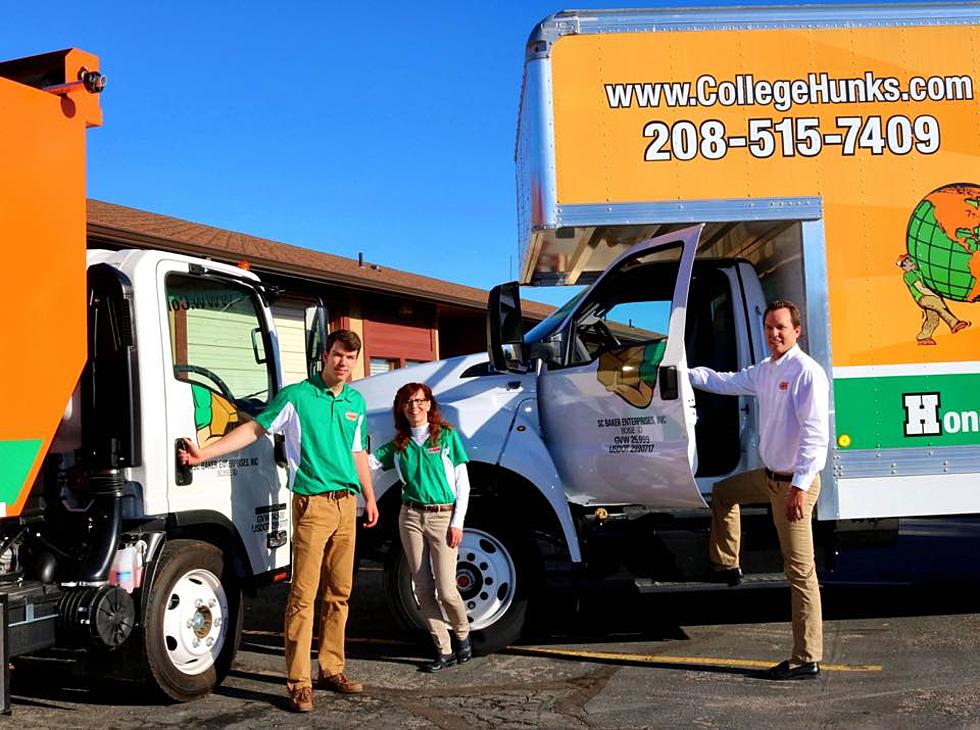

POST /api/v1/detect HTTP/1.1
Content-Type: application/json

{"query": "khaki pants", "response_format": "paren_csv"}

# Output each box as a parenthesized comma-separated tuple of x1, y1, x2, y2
(285, 492, 356, 692)
(917, 294, 960, 340)
(708, 469, 823, 664)
(398, 505, 469, 654)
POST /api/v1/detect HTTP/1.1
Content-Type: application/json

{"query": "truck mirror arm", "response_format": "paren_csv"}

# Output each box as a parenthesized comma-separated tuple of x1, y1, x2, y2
(528, 339, 561, 367)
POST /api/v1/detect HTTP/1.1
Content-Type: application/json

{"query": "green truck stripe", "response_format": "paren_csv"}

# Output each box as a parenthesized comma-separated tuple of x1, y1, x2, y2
(835, 373, 980, 450)
(0, 439, 43, 506)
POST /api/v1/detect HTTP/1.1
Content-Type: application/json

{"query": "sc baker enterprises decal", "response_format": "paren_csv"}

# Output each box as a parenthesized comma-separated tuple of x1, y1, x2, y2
(198, 455, 260, 478)
(602, 70, 975, 162)
(597, 415, 666, 454)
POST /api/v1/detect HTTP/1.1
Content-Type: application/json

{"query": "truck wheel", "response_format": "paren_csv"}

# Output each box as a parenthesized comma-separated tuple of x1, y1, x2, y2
(383, 523, 533, 655)
(142, 539, 242, 702)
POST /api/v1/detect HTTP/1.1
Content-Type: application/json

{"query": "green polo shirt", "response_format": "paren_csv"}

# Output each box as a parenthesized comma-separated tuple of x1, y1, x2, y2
(256, 377, 367, 496)
(903, 269, 925, 303)
(373, 428, 468, 505)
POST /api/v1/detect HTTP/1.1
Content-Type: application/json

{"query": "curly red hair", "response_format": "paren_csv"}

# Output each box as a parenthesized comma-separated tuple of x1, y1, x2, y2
(392, 382, 453, 452)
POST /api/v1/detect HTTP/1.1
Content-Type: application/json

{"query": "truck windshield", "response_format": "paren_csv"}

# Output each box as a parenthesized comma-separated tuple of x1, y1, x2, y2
(524, 289, 586, 344)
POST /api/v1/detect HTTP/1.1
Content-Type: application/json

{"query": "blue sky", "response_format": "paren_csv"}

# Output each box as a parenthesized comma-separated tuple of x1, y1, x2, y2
(4, 0, 921, 308)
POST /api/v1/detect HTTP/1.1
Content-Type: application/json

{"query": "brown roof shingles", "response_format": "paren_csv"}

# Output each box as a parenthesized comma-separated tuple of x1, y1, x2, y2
(87, 199, 554, 319)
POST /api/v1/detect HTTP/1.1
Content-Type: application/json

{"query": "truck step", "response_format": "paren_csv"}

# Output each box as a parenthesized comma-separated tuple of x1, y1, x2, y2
(634, 572, 787, 594)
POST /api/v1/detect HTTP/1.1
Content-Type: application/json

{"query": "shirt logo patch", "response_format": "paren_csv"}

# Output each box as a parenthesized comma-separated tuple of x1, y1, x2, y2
(427, 446, 442, 454)
(778, 381, 789, 391)
(344, 411, 359, 421)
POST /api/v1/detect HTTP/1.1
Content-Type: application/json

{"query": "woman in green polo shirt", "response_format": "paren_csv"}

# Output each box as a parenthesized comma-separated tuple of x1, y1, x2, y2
(371, 382, 472, 672)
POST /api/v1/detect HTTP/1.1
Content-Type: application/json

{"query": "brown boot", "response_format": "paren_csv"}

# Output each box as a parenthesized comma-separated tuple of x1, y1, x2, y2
(289, 686, 314, 712)
(318, 672, 364, 694)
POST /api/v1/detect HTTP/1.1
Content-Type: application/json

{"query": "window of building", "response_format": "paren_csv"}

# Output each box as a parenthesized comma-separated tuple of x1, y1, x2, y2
(370, 357, 399, 376)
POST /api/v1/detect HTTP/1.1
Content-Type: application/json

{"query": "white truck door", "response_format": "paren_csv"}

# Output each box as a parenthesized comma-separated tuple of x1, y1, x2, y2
(160, 264, 291, 575)
(538, 225, 705, 508)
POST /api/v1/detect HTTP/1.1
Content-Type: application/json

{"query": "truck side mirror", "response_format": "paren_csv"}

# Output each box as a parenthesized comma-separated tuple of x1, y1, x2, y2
(658, 365, 679, 400)
(305, 301, 327, 380)
(487, 282, 527, 373)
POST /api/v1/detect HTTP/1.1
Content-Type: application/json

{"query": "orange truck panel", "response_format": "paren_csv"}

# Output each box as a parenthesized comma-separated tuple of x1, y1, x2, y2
(0, 50, 102, 516)
(549, 25, 980, 369)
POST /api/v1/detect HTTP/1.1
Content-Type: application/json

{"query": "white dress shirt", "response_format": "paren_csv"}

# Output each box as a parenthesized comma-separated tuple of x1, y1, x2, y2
(689, 344, 830, 491)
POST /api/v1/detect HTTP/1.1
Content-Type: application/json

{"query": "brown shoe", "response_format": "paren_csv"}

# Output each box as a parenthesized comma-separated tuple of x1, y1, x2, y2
(318, 672, 364, 694)
(289, 686, 314, 712)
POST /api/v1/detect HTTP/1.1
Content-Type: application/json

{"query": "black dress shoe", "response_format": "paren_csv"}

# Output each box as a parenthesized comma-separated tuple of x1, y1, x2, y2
(765, 660, 820, 680)
(423, 653, 457, 672)
(454, 636, 472, 663)
(708, 567, 743, 586)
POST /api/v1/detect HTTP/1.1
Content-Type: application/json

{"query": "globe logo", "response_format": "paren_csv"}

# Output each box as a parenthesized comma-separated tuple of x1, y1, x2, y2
(906, 183, 980, 302)
(898, 184, 977, 345)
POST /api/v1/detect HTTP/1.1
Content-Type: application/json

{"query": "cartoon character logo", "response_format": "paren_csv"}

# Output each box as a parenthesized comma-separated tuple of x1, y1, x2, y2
(191, 384, 244, 447)
(900, 182, 980, 345)
(597, 340, 666, 408)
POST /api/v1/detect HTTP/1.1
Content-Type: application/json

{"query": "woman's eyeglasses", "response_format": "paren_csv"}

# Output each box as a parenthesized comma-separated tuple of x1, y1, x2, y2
(404, 398, 430, 407)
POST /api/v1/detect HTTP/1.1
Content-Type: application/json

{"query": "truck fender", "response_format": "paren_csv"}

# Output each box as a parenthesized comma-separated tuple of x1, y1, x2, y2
(497, 398, 581, 563)
(158, 510, 253, 582)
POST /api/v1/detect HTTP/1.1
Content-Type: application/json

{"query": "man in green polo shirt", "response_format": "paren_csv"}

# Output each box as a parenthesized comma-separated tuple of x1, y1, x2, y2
(179, 329, 378, 713)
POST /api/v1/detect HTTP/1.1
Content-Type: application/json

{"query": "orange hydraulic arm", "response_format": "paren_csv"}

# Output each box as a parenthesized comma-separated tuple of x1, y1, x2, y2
(0, 50, 103, 518)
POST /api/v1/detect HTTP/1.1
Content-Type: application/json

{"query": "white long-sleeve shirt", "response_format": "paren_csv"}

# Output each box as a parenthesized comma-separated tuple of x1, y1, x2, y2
(689, 344, 830, 491)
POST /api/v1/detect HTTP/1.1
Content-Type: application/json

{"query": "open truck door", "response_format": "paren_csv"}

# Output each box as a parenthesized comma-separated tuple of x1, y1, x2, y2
(529, 225, 705, 508)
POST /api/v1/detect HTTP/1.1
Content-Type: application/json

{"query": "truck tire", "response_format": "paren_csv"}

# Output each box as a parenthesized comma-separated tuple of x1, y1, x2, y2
(142, 539, 242, 702)
(383, 521, 534, 655)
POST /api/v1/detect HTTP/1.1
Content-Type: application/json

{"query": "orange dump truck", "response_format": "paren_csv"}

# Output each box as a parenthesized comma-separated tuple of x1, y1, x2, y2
(1, 51, 310, 710)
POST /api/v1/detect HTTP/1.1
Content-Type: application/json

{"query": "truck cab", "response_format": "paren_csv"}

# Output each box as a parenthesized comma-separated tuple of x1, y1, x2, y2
(2, 246, 302, 705)
(84, 248, 291, 577)
(359, 213, 830, 654)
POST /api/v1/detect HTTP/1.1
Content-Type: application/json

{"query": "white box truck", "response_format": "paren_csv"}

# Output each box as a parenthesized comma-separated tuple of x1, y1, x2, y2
(358, 3, 980, 652)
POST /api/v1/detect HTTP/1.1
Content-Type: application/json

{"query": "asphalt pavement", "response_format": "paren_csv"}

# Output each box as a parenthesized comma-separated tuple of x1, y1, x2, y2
(7, 518, 980, 727)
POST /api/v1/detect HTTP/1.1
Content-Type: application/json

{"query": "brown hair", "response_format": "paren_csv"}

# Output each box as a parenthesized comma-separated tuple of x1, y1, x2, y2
(764, 299, 801, 329)
(392, 382, 452, 453)
(325, 329, 362, 354)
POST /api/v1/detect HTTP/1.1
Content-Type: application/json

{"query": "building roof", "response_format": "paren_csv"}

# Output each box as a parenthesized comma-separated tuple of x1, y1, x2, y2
(87, 199, 555, 319)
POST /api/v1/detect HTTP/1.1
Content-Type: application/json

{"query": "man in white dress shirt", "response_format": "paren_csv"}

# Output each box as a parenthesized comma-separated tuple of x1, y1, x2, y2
(689, 300, 830, 680)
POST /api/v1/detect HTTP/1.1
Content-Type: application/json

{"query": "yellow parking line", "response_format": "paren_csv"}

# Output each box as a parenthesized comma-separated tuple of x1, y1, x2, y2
(240, 631, 880, 673)
(242, 629, 413, 647)
(510, 646, 882, 672)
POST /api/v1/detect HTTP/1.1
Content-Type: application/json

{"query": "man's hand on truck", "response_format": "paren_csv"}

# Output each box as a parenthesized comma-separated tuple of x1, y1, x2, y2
(178, 421, 267, 467)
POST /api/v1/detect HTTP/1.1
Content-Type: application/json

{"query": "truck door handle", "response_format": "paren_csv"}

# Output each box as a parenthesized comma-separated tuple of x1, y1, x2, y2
(274, 433, 287, 468)
(175, 439, 193, 486)
(658, 366, 679, 400)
